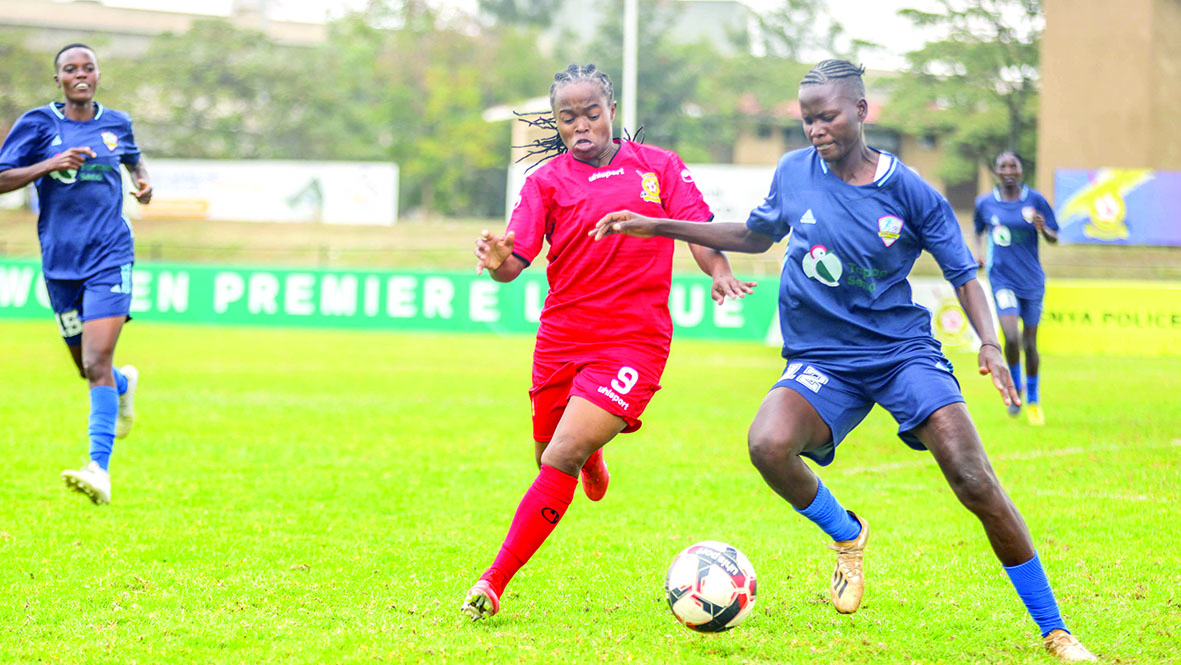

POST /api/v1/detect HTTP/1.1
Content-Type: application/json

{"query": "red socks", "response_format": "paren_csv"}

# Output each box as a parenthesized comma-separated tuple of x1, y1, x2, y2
(481, 465, 577, 596)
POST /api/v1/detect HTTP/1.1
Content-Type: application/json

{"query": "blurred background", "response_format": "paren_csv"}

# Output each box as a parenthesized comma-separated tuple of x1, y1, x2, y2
(0, 0, 1178, 297)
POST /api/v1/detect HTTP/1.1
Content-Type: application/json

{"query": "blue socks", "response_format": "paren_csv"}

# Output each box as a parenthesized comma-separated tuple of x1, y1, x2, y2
(113, 366, 128, 395)
(1004, 554, 1067, 636)
(1008, 362, 1024, 396)
(1027, 375, 1039, 404)
(88, 385, 119, 471)
(796, 481, 861, 542)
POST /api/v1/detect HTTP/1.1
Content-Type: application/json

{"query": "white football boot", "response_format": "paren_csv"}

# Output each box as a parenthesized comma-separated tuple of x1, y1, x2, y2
(61, 461, 111, 505)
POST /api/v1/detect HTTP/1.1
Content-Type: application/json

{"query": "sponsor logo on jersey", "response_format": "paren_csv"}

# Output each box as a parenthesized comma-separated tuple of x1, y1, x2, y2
(801, 244, 842, 287)
(637, 171, 661, 203)
(680, 168, 694, 183)
(799, 209, 817, 224)
(101, 131, 118, 152)
(48, 154, 78, 184)
(589, 167, 625, 183)
(877, 215, 903, 246)
(992, 225, 1012, 247)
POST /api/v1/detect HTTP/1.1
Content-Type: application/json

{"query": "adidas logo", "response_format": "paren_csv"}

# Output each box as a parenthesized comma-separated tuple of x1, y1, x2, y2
(109, 284, 122, 293)
(51, 135, 62, 146)
(800, 209, 817, 225)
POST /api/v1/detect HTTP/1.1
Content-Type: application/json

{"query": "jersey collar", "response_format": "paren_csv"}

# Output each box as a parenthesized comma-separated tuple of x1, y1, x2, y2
(814, 147, 898, 187)
(49, 101, 104, 121)
(992, 185, 1029, 202)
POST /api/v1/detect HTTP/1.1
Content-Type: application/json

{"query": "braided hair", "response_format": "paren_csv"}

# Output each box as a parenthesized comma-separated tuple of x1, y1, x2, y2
(515, 64, 636, 172)
(800, 59, 866, 98)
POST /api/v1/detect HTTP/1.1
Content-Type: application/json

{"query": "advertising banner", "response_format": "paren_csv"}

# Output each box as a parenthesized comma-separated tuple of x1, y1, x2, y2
(1055, 168, 1181, 245)
(3, 258, 1175, 355)
(131, 159, 399, 225)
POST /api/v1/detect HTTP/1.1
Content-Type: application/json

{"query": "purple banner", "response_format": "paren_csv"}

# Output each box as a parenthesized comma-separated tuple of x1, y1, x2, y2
(1055, 169, 1180, 246)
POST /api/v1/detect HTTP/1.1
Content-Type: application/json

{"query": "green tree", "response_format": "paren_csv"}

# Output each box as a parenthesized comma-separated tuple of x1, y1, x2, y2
(881, 0, 1042, 183)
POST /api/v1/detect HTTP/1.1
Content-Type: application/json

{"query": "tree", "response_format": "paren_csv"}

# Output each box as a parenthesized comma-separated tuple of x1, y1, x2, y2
(881, 0, 1042, 183)
(477, 0, 561, 27)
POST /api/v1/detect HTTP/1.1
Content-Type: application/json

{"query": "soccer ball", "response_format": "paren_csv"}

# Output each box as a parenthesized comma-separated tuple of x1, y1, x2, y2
(664, 541, 757, 632)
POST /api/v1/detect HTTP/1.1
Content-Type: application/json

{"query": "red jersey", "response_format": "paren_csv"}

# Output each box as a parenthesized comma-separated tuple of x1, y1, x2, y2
(508, 140, 712, 360)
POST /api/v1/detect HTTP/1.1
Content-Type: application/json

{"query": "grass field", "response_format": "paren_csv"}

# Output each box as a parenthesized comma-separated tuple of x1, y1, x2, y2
(1, 320, 1178, 664)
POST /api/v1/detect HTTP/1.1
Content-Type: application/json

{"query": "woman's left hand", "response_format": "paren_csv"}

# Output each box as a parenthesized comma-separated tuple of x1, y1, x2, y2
(710, 273, 757, 305)
(132, 179, 152, 204)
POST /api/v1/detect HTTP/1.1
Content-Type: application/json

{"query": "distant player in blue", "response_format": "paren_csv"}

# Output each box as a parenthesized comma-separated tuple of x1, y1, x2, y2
(0, 44, 152, 505)
(974, 152, 1058, 426)
(594, 60, 1094, 662)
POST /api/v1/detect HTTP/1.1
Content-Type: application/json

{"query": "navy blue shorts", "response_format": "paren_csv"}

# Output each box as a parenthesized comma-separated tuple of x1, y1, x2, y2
(989, 278, 1044, 327)
(44, 263, 133, 346)
(772, 349, 965, 466)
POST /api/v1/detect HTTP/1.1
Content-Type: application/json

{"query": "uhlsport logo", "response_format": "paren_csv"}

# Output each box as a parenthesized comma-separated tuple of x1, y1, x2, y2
(877, 215, 903, 247)
(801, 245, 842, 287)
(638, 171, 661, 203)
(101, 131, 118, 152)
(680, 168, 694, 183)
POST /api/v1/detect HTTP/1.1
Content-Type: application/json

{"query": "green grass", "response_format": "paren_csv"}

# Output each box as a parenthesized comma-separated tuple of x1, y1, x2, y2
(1, 320, 1178, 664)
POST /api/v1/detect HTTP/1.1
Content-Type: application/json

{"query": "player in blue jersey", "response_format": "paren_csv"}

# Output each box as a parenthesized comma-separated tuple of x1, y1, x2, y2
(593, 60, 1094, 662)
(0, 44, 152, 505)
(974, 152, 1058, 426)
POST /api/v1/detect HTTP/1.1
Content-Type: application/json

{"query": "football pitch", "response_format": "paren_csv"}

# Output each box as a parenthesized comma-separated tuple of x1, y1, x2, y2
(1, 320, 1177, 664)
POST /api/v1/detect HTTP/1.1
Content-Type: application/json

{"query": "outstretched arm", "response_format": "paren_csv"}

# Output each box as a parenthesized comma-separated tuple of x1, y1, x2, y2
(592, 210, 775, 254)
(956, 278, 1020, 408)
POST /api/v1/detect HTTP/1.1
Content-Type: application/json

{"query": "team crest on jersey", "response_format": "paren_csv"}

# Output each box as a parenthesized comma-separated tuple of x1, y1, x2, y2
(801, 245, 842, 287)
(877, 215, 903, 247)
(637, 171, 661, 203)
(101, 131, 118, 151)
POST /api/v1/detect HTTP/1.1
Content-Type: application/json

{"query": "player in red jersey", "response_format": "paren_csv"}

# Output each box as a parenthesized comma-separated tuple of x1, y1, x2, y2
(461, 64, 755, 621)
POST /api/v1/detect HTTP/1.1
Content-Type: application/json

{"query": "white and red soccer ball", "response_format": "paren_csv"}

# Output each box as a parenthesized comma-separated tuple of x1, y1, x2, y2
(664, 541, 757, 632)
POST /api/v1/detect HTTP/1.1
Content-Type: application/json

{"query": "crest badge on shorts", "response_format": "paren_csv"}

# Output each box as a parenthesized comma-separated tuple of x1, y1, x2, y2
(101, 131, 118, 151)
(877, 215, 903, 247)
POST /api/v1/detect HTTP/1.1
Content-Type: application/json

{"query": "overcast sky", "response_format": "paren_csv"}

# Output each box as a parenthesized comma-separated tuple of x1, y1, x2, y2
(96, 0, 941, 70)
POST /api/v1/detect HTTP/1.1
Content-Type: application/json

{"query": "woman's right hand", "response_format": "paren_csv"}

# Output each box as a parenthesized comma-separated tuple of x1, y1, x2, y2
(475, 229, 515, 275)
(46, 146, 96, 172)
(591, 210, 659, 240)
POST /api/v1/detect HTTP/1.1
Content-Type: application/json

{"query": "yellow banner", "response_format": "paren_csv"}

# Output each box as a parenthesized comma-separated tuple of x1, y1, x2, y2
(1041, 280, 1181, 355)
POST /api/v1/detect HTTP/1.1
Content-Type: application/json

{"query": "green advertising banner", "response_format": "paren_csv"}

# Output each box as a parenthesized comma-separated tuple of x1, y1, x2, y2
(4, 258, 1177, 354)
(0, 258, 778, 341)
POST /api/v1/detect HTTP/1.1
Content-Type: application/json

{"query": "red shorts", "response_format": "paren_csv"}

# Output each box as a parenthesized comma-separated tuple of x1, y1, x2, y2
(529, 355, 665, 443)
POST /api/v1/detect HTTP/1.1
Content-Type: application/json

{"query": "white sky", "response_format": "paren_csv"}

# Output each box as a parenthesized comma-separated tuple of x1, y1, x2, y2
(95, 0, 941, 70)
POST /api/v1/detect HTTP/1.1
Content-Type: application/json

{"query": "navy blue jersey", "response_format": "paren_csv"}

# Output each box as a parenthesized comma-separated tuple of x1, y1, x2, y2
(973, 186, 1057, 297)
(0, 102, 140, 280)
(746, 148, 977, 361)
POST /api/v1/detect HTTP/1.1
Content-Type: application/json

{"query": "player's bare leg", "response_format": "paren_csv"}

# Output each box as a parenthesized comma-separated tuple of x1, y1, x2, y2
(1023, 324, 1044, 425)
(999, 314, 1024, 416)
(915, 403, 1093, 659)
(463, 398, 625, 620)
(747, 387, 867, 614)
(62, 317, 123, 504)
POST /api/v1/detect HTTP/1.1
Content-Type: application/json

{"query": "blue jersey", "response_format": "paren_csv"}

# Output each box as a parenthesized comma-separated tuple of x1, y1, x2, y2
(0, 102, 140, 280)
(746, 148, 977, 361)
(973, 186, 1057, 297)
